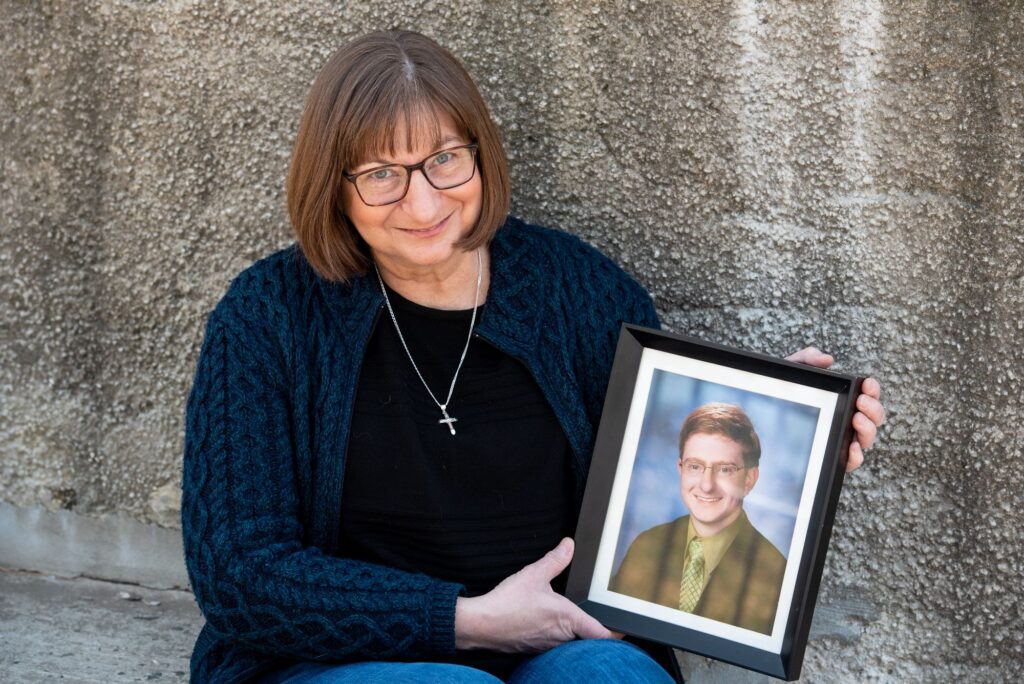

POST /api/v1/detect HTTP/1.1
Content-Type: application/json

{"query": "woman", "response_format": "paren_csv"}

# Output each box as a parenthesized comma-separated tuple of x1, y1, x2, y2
(181, 30, 884, 684)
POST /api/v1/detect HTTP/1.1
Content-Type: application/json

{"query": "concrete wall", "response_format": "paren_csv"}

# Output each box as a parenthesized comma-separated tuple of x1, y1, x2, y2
(2, 1, 1021, 681)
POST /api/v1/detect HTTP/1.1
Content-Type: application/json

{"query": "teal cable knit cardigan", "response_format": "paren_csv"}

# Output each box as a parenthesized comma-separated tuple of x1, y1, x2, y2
(181, 217, 660, 682)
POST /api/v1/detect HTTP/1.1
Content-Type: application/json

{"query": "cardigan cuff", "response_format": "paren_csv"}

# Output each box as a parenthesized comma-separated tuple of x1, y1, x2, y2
(427, 581, 466, 655)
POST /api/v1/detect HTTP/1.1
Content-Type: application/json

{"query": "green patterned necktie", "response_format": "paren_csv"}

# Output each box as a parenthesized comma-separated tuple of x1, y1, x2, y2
(678, 536, 706, 613)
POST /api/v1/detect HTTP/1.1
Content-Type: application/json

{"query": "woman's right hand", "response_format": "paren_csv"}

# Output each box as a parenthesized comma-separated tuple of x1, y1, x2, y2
(454, 537, 617, 653)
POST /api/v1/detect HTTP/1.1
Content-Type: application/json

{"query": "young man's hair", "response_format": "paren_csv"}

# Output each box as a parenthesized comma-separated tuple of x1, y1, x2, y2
(678, 402, 762, 468)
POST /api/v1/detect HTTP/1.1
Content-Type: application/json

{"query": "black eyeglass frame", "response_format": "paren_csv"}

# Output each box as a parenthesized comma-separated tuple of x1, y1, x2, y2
(342, 143, 480, 207)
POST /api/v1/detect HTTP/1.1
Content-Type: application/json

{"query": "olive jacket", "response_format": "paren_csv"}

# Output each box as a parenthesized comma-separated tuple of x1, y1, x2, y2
(610, 512, 787, 635)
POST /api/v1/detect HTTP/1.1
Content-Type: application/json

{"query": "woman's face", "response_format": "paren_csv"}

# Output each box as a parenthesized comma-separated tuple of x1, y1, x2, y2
(341, 116, 483, 279)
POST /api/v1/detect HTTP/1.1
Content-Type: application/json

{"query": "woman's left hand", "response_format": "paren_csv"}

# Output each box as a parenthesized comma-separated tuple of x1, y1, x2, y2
(785, 346, 885, 473)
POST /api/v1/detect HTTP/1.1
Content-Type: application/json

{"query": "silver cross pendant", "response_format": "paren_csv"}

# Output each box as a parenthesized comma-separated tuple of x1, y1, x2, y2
(438, 405, 458, 435)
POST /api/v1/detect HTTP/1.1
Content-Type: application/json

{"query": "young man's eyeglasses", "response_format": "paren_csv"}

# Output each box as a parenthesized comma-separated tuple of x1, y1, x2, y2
(343, 144, 479, 207)
(679, 459, 748, 481)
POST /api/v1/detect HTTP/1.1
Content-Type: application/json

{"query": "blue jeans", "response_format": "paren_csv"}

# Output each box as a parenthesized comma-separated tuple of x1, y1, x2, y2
(256, 639, 675, 683)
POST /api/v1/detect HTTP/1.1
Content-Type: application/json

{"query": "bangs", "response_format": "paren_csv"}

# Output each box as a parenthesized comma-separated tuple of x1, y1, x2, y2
(343, 81, 468, 169)
(288, 30, 510, 282)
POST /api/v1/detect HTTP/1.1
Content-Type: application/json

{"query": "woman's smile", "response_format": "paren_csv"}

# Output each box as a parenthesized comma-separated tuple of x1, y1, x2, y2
(396, 210, 453, 237)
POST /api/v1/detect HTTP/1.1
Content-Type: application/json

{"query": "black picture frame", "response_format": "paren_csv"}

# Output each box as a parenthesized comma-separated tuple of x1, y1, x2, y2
(566, 325, 862, 681)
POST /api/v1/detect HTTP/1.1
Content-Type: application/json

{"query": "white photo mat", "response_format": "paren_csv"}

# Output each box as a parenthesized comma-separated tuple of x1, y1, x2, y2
(588, 347, 839, 654)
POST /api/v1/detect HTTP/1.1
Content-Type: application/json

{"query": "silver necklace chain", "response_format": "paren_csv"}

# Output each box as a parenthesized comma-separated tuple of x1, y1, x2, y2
(375, 250, 482, 435)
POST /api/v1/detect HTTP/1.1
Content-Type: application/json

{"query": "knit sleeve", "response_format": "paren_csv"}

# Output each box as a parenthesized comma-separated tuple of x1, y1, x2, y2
(181, 296, 464, 663)
(565, 242, 661, 428)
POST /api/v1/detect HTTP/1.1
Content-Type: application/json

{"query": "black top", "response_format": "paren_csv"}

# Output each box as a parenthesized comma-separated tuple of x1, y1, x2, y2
(340, 282, 575, 678)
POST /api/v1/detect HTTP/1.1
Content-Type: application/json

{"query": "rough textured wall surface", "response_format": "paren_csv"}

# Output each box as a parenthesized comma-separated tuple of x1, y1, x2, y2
(2, 1, 1022, 681)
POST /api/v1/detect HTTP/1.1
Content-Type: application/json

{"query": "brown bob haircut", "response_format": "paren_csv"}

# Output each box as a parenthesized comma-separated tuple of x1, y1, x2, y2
(678, 402, 762, 469)
(286, 30, 511, 282)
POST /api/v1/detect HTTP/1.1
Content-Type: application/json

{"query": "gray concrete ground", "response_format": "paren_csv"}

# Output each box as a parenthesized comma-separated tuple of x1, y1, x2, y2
(0, 567, 200, 683)
(2, 562, 1013, 683)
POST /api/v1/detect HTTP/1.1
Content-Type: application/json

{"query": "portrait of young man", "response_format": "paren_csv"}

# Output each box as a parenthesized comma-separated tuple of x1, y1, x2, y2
(608, 402, 787, 635)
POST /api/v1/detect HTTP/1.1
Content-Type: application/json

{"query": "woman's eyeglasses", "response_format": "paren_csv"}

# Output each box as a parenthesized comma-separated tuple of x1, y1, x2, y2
(343, 144, 479, 207)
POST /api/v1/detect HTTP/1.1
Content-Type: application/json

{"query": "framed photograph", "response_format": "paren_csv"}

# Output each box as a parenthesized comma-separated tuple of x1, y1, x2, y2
(566, 325, 862, 681)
